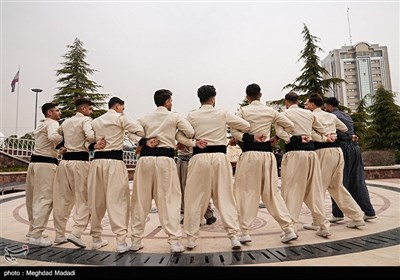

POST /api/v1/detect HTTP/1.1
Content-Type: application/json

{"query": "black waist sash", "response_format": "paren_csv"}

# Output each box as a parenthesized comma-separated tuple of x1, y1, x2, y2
(314, 141, 341, 150)
(285, 141, 315, 152)
(30, 154, 58, 165)
(242, 141, 272, 153)
(62, 151, 89, 161)
(93, 150, 123, 161)
(140, 147, 175, 158)
(193, 145, 226, 155)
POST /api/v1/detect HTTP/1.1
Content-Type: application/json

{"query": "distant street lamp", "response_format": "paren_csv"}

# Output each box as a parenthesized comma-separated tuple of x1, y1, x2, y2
(31, 88, 43, 129)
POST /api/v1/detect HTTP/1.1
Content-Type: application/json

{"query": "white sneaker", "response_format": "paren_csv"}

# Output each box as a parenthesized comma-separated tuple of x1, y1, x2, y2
(170, 242, 185, 253)
(316, 229, 331, 238)
(364, 215, 377, 221)
(92, 239, 108, 250)
(54, 236, 68, 244)
(280, 231, 299, 239)
(231, 239, 241, 250)
(116, 242, 129, 253)
(67, 234, 86, 248)
(281, 231, 297, 243)
(27, 232, 48, 239)
(239, 235, 252, 244)
(29, 237, 52, 247)
(130, 243, 144, 252)
(347, 220, 366, 228)
(329, 216, 344, 223)
(303, 223, 319, 231)
(186, 240, 196, 249)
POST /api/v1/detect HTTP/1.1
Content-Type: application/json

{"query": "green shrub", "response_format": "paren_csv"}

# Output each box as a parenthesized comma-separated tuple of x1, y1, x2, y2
(362, 150, 396, 166)
(395, 150, 400, 164)
(0, 166, 28, 172)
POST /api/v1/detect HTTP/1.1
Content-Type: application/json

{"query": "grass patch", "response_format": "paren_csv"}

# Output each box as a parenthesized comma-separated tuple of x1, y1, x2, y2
(0, 166, 28, 172)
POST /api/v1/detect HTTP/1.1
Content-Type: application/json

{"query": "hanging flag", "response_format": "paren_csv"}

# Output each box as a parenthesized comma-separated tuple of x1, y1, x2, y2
(11, 70, 19, 92)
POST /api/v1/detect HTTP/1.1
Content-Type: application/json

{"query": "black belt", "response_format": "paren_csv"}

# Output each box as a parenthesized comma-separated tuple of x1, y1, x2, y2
(62, 151, 89, 161)
(285, 142, 315, 152)
(30, 154, 58, 165)
(193, 145, 226, 155)
(314, 141, 341, 150)
(93, 150, 123, 161)
(242, 141, 272, 153)
(140, 147, 175, 158)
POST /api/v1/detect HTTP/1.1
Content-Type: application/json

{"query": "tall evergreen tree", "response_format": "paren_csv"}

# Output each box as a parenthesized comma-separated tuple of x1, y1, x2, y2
(53, 38, 108, 119)
(282, 24, 345, 96)
(365, 86, 400, 150)
(239, 99, 250, 108)
(351, 96, 370, 150)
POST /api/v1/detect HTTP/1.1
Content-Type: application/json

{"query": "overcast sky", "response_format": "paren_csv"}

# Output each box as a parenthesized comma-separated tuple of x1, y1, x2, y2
(1, 0, 399, 137)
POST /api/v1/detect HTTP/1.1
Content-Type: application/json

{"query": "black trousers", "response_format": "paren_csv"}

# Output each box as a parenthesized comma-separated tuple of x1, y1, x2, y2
(332, 142, 376, 217)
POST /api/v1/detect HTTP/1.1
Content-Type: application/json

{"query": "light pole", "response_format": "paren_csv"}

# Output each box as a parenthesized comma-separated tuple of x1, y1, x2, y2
(31, 88, 43, 129)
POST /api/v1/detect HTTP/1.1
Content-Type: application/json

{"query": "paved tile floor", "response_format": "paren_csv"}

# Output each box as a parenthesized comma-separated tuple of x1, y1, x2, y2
(0, 179, 399, 267)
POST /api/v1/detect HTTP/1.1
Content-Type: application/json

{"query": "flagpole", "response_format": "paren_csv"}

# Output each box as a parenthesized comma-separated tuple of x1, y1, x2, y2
(15, 66, 20, 136)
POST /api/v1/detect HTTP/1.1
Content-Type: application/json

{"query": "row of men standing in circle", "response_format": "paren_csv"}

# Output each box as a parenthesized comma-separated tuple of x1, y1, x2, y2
(25, 84, 376, 253)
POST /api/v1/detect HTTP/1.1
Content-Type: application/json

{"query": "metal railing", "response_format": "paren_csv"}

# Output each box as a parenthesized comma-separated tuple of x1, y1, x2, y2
(0, 136, 137, 166)
(0, 137, 34, 160)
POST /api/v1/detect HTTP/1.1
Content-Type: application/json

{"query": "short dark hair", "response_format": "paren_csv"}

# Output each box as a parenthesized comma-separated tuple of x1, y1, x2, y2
(308, 93, 324, 107)
(197, 85, 216, 103)
(41, 102, 58, 116)
(108, 97, 124, 109)
(284, 92, 299, 103)
(246, 83, 261, 97)
(324, 97, 339, 107)
(154, 89, 172, 107)
(75, 98, 94, 108)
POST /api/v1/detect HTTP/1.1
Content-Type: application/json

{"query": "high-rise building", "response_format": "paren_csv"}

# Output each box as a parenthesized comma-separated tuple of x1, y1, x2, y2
(322, 42, 392, 112)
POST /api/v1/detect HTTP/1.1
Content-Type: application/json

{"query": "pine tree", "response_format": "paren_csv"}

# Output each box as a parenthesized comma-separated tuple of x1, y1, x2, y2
(239, 99, 250, 108)
(268, 24, 344, 107)
(350, 97, 370, 150)
(53, 38, 108, 119)
(282, 24, 345, 96)
(365, 86, 400, 150)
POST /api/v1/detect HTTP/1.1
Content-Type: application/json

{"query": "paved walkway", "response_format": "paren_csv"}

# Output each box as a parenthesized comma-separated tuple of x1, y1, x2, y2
(0, 179, 399, 268)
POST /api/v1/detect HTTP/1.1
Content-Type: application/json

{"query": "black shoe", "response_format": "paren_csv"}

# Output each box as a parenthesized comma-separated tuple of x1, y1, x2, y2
(180, 218, 184, 225)
(206, 216, 217, 225)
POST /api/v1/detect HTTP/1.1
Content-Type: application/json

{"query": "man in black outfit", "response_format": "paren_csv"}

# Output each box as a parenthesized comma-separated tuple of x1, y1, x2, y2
(324, 97, 376, 222)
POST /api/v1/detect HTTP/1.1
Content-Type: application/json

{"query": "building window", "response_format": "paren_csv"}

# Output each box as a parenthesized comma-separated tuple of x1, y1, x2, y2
(341, 53, 355, 59)
(357, 58, 373, 99)
(372, 50, 383, 57)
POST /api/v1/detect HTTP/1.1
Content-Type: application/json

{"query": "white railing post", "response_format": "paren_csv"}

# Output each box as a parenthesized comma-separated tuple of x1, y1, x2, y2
(0, 136, 136, 166)
(0, 136, 35, 160)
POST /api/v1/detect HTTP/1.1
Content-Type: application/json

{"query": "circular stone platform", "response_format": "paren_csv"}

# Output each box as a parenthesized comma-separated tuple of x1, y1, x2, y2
(1, 180, 399, 266)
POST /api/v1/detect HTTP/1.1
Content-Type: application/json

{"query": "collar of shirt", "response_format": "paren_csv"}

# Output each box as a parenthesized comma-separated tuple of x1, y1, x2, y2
(156, 106, 169, 112)
(200, 104, 214, 109)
